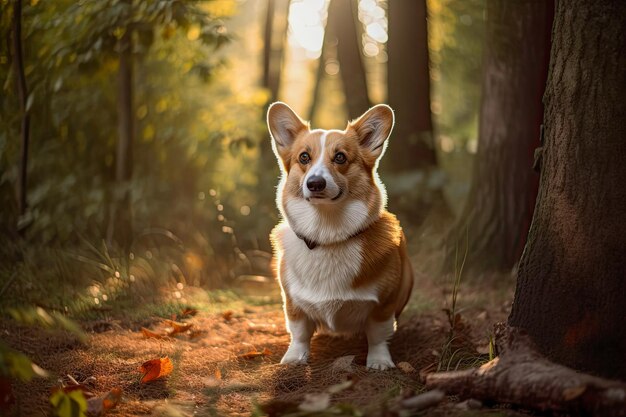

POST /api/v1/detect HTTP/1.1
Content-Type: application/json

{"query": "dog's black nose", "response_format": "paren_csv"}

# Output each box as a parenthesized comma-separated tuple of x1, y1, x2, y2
(306, 175, 326, 192)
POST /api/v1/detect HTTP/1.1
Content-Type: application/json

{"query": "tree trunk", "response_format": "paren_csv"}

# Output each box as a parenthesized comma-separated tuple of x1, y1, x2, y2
(508, 0, 626, 379)
(262, 0, 290, 102)
(326, 0, 370, 120)
(446, 0, 553, 272)
(11, 0, 30, 222)
(385, 0, 436, 172)
(108, 5, 134, 250)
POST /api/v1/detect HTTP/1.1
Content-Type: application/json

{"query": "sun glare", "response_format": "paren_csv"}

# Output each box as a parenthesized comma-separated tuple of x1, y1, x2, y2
(286, 0, 388, 60)
(287, 0, 328, 59)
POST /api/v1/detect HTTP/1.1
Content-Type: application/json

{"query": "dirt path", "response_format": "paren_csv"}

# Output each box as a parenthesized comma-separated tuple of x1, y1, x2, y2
(4, 266, 523, 416)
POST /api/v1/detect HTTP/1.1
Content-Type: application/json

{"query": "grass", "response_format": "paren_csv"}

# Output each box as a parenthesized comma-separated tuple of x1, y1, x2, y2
(437, 228, 492, 372)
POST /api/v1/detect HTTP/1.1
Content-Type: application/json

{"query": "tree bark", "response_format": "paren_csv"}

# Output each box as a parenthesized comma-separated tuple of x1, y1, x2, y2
(508, 0, 626, 379)
(11, 0, 30, 221)
(426, 327, 626, 416)
(386, 0, 436, 172)
(262, 0, 290, 102)
(326, 0, 370, 120)
(108, 3, 134, 250)
(446, 0, 553, 272)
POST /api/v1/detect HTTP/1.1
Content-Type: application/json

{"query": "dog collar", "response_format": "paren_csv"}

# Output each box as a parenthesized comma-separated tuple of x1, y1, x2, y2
(294, 222, 373, 250)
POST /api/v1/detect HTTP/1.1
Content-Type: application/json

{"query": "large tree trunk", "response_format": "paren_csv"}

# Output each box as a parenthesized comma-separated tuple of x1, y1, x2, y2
(311, 0, 369, 121)
(107, 5, 134, 250)
(446, 0, 553, 272)
(11, 0, 30, 223)
(508, 0, 626, 379)
(385, 0, 435, 172)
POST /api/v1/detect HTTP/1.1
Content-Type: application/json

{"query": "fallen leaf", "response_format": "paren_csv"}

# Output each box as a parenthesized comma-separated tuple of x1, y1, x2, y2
(238, 347, 271, 360)
(563, 385, 586, 401)
(214, 368, 222, 380)
(327, 380, 353, 394)
(222, 310, 234, 321)
(102, 388, 122, 410)
(332, 355, 355, 372)
(164, 320, 193, 335)
(397, 362, 416, 373)
(181, 308, 198, 317)
(139, 357, 173, 383)
(141, 327, 166, 339)
(299, 393, 330, 412)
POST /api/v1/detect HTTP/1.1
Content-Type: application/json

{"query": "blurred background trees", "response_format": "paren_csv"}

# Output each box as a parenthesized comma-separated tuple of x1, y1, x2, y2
(0, 0, 504, 311)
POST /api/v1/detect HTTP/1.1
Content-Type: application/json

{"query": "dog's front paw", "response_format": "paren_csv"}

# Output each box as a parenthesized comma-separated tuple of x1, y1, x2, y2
(280, 342, 309, 365)
(366, 343, 395, 370)
(366, 355, 395, 370)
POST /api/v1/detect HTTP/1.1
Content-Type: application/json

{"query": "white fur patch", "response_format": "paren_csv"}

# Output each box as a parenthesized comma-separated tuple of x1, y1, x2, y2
(284, 199, 371, 245)
(302, 130, 341, 201)
(278, 224, 379, 333)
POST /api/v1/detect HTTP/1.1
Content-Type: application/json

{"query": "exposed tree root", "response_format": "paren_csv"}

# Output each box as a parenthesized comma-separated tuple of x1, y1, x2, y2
(425, 326, 626, 417)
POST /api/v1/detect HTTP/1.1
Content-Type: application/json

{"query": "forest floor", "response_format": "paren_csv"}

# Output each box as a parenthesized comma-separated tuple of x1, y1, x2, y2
(2, 260, 539, 417)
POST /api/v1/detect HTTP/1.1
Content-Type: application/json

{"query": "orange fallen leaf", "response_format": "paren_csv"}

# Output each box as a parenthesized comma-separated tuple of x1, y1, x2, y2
(102, 387, 122, 410)
(238, 347, 272, 360)
(214, 368, 222, 380)
(86, 387, 122, 416)
(181, 308, 198, 317)
(141, 327, 166, 339)
(222, 310, 234, 321)
(164, 320, 193, 335)
(138, 357, 173, 383)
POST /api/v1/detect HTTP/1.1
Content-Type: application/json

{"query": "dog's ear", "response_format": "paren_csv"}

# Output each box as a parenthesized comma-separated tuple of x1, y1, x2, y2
(267, 102, 308, 167)
(348, 104, 394, 166)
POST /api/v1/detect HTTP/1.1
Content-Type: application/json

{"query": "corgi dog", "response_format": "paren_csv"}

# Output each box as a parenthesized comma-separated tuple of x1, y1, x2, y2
(267, 102, 414, 370)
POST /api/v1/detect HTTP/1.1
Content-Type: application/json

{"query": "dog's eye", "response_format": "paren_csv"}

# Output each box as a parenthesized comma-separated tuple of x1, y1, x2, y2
(333, 152, 347, 164)
(299, 152, 311, 165)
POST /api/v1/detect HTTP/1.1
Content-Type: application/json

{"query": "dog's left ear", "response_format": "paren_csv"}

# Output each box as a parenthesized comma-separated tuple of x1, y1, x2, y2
(348, 104, 394, 164)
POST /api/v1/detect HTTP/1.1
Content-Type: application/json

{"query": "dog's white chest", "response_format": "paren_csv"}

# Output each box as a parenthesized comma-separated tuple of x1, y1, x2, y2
(278, 225, 379, 332)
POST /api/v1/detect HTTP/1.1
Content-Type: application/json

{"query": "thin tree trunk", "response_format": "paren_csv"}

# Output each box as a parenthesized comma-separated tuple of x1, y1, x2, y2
(262, 0, 275, 93)
(508, 0, 626, 379)
(386, 0, 436, 172)
(262, 0, 290, 102)
(108, 4, 134, 250)
(11, 0, 30, 221)
(326, 0, 370, 120)
(446, 0, 553, 272)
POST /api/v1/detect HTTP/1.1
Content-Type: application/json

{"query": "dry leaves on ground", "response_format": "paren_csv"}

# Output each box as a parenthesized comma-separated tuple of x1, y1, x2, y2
(238, 347, 272, 360)
(138, 357, 174, 384)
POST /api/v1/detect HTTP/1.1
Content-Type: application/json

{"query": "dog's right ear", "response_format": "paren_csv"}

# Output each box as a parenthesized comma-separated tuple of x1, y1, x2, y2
(267, 102, 308, 167)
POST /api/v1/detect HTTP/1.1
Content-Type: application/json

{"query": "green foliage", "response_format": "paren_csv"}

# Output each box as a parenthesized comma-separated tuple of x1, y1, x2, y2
(429, 0, 486, 149)
(0, 0, 272, 310)
(0, 342, 47, 382)
(50, 390, 88, 417)
(7, 306, 87, 342)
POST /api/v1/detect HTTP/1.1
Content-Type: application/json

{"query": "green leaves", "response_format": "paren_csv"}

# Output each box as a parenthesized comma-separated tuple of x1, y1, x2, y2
(8, 307, 87, 342)
(50, 390, 88, 417)
(0, 343, 48, 382)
